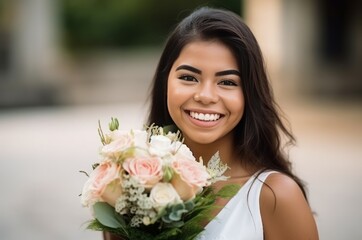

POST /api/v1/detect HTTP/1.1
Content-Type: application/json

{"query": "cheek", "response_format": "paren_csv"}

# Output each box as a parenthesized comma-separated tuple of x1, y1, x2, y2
(167, 79, 177, 116)
(227, 91, 245, 120)
(167, 79, 185, 118)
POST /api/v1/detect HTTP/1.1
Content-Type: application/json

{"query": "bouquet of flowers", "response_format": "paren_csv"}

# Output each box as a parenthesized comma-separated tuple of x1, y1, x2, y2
(80, 118, 239, 240)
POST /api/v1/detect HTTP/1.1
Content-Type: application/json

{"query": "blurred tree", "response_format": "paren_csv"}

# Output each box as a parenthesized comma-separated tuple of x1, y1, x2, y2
(0, 0, 11, 74)
(60, 0, 242, 51)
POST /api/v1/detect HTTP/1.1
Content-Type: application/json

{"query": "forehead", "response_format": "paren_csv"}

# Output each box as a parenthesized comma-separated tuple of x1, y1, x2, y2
(172, 40, 238, 71)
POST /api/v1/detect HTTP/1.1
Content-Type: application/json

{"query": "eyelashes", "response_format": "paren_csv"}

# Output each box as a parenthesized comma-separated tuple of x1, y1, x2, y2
(218, 80, 238, 86)
(178, 74, 198, 82)
(178, 74, 239, 87)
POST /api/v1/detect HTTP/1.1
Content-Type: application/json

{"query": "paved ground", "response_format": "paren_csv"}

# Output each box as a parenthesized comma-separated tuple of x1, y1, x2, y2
(0, 103, 148, 240)
(281, 98, 362, 240)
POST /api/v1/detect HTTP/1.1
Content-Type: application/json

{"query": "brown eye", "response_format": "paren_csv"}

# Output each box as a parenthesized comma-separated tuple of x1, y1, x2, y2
(219, 80, 238, 86)
(179, 75, 198, 82)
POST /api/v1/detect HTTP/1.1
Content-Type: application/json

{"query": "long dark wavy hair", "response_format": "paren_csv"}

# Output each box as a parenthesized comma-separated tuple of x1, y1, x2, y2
(147, 7, 307, 198)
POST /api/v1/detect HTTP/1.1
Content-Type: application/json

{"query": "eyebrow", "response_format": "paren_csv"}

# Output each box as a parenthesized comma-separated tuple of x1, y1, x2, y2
(175, 64, 240, 77)
(215, 70, 240, 77)
(175, 65, 201, 74)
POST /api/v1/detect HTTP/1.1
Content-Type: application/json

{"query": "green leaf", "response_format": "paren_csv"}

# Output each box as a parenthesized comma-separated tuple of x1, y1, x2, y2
(164, 220, 185, 228)
(216, 184, 241, 198)
(86, 219, 106, 231)
(128, 227, 155, 240)
(93, 202, 124, 229)
(154, 227, 182, 240)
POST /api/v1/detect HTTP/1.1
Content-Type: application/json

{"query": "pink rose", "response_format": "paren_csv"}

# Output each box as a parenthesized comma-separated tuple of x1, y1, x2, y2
(171, 158, 210, 201)
(122, 156, 163, 188)
(81, 161, 122, 207)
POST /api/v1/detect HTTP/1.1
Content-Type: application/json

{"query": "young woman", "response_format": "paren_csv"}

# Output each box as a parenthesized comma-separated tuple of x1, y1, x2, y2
(105, 7, 319, 240)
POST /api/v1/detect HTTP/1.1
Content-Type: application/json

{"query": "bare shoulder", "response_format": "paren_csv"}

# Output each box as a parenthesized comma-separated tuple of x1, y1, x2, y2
(260, 172, 319, 240)
(261, 172, 304, 211)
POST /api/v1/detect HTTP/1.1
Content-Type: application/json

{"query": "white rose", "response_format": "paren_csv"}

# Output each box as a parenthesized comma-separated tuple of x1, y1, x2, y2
(149, 183, 181, 211)
(149, 135, 172, 157)
(173, 141, 195, 161)
(132, 130, 148, 149)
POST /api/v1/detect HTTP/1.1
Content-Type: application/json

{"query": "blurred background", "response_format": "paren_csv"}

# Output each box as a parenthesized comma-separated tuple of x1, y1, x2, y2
(0, 0, 361, 239)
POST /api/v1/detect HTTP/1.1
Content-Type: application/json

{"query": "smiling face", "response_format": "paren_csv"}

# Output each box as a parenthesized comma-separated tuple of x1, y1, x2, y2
(167, 40, 245, 148)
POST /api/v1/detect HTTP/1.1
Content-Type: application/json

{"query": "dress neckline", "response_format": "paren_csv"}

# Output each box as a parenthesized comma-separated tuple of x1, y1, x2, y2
(223, 171, 258, 203)
(204, 171, 259, 228)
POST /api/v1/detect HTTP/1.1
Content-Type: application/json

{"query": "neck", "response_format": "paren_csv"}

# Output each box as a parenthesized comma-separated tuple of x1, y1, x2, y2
(184, 136, 256, 178)
(184, 134, 236, 166)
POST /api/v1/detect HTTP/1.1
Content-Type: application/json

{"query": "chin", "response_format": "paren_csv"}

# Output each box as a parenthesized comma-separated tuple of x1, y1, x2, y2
(185, 133, 218, 146)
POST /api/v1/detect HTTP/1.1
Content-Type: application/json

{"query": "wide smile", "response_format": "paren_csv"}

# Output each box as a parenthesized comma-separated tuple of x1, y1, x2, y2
(186, 110, 224, 122)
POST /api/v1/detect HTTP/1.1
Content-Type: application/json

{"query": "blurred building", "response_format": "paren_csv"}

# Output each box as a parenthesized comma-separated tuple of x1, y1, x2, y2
(0, 0, 361, 108)
(0, 0, 62, 108)
(245, 0, 362, 101)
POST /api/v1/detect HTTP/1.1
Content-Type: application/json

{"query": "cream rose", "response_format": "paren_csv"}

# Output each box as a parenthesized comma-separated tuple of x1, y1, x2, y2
(106, 129, 129, 142)
(122, 156, 163, 188)
(171, 157, 210, 201)
(101, 179, 123, 207)
(81, 161, 122, 207)
(101, 132, 133, 159)
(106, 129, 148, 149)
(149, 182, 181, 211)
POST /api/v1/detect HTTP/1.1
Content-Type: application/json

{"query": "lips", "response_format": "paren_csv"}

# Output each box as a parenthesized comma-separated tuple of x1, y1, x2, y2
(188, 111, 222, 122)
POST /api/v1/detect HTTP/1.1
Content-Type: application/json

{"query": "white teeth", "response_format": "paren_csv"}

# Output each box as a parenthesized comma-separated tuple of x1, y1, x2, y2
(190, 111, 221, 121)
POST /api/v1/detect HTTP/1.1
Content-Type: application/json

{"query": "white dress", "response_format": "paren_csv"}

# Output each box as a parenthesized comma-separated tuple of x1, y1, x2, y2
(196, 171, 276, 240)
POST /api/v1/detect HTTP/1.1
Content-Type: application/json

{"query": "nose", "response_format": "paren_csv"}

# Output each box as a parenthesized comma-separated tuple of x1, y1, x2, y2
(194, 82, 219, 104)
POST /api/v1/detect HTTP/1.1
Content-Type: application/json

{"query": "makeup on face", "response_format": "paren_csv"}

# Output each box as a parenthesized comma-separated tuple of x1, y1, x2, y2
(167, 40, 245, 147)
